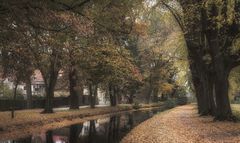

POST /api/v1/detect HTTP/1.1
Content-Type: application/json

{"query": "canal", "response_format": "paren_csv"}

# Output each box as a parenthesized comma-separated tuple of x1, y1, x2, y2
(1, 108, 164, 143)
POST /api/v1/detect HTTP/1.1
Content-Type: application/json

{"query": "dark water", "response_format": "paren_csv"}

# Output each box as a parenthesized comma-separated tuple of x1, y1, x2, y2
(0, 108, 163, 143)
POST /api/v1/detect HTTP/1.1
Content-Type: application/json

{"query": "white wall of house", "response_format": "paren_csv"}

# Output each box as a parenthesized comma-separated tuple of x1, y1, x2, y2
(83, 87, 110, 105)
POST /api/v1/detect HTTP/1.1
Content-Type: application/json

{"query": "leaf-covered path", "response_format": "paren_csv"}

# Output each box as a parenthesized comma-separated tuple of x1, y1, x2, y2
(121, 104, 240, 143)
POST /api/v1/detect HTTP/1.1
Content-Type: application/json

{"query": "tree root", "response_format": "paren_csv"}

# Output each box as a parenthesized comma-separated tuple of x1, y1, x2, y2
(213, 115, 238, 122)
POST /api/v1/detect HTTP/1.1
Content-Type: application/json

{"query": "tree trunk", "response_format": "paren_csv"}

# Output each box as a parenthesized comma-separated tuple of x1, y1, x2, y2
(214, 70, 232, 120)
(208, 73, 216, 116)
(42, 68, 58, 113)
(187, 43, 214, 116)
(178, 0, 217, 116)
(152, 87, 159, 103)
(93, 84, 98, 107)
(129, 93, 134, 104)
(43, 87, 54, 113)
(204, 2, 233, 120)
(109, 84, 117, 106)
(146, 74, 153, 104)
(116, 87, 121, 104)
(11, 82, 19, 119)
(89, 84, 93, 108)
(69, 69, 79, 109)
(26, 77, 32, 109)
(42, 76, 57, 113)
(78, 81, 84, 105)
(89, 84, 97, 108)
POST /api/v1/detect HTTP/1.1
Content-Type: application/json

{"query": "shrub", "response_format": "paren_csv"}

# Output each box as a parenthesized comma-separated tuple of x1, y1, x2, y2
(164, 98, 177, 109)
(177, 96, 188, 105)
(231, 99, 240, 104)
(32, 95, 45, 100)
(0, 84, 24, 99)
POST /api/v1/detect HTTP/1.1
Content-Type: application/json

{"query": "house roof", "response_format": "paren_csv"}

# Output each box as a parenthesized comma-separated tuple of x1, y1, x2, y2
(32, 70, 44, 82)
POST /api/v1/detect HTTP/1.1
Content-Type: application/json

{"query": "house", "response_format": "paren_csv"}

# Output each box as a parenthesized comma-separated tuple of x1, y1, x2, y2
(0, 70, 45, 98)
(27, 70, 45, 96)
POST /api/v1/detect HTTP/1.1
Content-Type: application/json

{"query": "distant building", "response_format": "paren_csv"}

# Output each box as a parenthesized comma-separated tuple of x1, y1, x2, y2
(27, 70, 45, 96)
(83, 87, 109, 105)
(1, 70, 109, 105)
(0, 70, 45, 98)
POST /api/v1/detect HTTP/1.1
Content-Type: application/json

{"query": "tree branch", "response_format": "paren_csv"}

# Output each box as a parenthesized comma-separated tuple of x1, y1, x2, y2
(152, 1, 185, 32)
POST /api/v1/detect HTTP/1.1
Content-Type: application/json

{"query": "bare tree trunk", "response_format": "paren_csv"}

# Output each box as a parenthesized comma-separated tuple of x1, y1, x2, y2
(146, 75, 153, 104)
(109, 84, 117, 106)
(116, 87, 121, 104)
(93, 84, 98, 107)
(69, 68, 79, 109)
(89, 84, 97, 108)
(129, 93, 134, 104)
(152, 87, 159, 103)
(43, 87, 54, 113)
(11, 81, 19, 119)
(78, 79, 84, 105)
(42, 75, 58, 113)
(26, 77, 32, 109)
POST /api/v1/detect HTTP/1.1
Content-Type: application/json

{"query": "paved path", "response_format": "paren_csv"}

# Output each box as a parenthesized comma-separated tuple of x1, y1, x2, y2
(122, 105, 240, 143)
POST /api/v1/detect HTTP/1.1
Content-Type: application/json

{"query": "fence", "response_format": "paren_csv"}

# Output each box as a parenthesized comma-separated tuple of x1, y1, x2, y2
(0, 96, 90, 111)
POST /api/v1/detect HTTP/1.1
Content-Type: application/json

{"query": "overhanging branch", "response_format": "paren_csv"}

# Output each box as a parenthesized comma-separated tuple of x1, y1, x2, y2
(151, 1, 185, 32)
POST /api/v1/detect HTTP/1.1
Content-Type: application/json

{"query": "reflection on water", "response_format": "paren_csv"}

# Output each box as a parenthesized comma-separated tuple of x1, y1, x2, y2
(1, 108, 161, 143)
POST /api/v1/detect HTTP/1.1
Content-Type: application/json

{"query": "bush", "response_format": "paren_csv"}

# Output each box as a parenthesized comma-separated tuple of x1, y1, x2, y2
(231, 99, 240, 104)
(0, 84, 24, 99)
(177, 96, 188, 105)
(0, 94, 24, 100)
(32, 95, 45, 100)
(164, 98, 177, 109)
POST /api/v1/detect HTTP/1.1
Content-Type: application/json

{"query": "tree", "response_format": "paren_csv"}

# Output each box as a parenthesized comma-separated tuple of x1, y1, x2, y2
(134, 9, 183, 103)
(24, 5, 80, 113)
(81, 40, 142, 107)
(157, 0, 240, 120)
(1, 43, 33, 118)
(62, 14, 93, 109)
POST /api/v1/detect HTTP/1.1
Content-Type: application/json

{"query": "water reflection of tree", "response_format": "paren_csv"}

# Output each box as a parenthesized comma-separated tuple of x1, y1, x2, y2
(128, 114, 134, 129)
(70, 124, 83, 143)
(14, 137, 32, 143)
(107, 116, 120, 143)
(88, 120, 96, 143)
(46, 131, 53, 143)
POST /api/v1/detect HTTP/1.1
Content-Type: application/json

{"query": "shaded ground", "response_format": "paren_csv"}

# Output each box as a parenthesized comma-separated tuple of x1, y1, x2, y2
(0, 103, 162, 140)
(122, 104, 240, 143)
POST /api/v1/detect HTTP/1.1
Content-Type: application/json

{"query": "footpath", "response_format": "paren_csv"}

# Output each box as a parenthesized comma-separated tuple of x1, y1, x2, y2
(122, 104, 240, 143)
